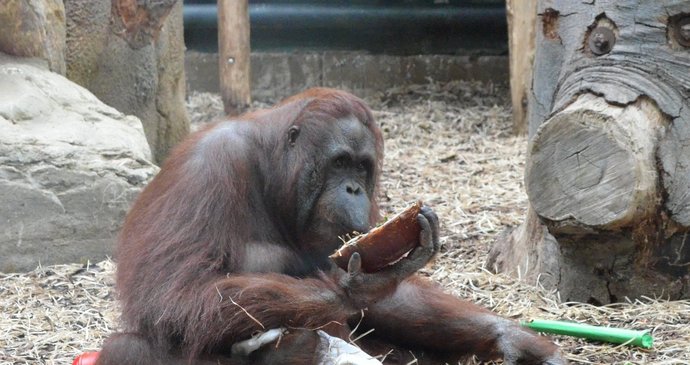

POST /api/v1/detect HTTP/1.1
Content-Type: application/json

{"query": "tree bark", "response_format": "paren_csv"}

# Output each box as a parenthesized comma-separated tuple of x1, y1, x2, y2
(0, 0, 66, 75)
(489, 0, 690, 303)
(64, 0, 189, 164)
(218, 0, 251, 116)
(526, 94, 664, 230)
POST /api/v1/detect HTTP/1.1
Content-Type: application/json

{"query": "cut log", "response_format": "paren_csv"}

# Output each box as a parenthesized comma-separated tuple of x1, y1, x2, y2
(526, 94, 665, 230)
(0, 0, 66, 74)
(506, 0, 537, 134)
(218, 0, 251, 116)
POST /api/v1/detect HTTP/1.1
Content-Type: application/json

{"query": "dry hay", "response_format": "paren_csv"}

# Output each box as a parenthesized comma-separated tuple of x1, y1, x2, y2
(2, 81, 689, 365)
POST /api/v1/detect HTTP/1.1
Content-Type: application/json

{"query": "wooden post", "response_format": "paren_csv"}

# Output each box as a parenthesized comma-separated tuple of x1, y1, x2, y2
(488, 0, 690, 303)
(506, 0, 537, 134)
(218, 0, 251, 116)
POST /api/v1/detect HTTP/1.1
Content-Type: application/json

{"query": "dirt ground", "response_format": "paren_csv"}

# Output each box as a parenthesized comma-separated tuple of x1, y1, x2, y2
(1, 82, 688, 364)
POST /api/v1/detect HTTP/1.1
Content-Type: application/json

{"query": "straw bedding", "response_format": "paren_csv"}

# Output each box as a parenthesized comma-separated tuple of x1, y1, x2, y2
(1, 81, 688, 364)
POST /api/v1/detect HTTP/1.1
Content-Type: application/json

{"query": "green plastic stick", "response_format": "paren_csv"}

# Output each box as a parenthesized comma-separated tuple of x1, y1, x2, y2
(520, 319, 653, 349)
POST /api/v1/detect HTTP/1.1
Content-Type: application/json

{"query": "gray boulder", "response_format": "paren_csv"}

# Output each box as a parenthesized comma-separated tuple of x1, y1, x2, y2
(0, 53, 158, 272)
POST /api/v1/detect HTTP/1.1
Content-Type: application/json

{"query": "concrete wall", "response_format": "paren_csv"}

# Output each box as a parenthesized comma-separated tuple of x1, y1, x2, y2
(186, 51, 509, 101)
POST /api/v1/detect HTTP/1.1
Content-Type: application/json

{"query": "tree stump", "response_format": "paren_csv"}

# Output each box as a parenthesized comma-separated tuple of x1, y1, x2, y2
(64, 0, 189, 164)
(488, 0, 690, 303)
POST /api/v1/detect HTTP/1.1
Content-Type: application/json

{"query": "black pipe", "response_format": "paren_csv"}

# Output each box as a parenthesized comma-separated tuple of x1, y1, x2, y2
(184, 3, 507, 55)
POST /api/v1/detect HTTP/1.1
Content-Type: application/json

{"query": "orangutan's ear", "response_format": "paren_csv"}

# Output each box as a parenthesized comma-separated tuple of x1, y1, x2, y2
(288, 126, 300, 146)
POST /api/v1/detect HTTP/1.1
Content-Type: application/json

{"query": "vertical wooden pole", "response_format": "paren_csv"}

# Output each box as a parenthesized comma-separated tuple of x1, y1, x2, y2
(218, 0, 251, 116)
(506, 0, 537, 134)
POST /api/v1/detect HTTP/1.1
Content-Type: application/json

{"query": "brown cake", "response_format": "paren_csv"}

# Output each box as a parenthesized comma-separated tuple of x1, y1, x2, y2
(330, 201, 423, 273)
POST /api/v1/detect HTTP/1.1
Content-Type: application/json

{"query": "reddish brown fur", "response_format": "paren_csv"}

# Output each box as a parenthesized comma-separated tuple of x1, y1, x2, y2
(97, 88, 565, 365)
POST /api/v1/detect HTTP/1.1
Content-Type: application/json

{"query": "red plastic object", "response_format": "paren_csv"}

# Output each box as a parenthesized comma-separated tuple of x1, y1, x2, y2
(72, 352, 100, 365)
